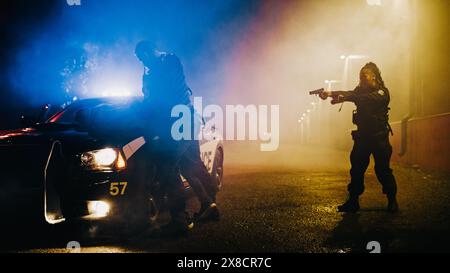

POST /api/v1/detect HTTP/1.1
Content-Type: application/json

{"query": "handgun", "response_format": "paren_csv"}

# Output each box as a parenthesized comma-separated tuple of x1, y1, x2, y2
(308, 88, 325, 95)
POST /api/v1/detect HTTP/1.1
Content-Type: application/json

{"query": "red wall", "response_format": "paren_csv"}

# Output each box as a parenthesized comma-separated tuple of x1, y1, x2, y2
(390, 113, 450, 171)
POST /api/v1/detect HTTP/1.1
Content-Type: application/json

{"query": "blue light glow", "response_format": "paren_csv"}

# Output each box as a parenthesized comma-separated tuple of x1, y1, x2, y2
(7, 0, 259, 105)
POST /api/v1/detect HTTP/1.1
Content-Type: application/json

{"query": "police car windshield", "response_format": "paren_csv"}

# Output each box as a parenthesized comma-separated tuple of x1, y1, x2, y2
(90, 102, 143, 133)
(46, 98, 142, 125)
(46, 104, 87, 124)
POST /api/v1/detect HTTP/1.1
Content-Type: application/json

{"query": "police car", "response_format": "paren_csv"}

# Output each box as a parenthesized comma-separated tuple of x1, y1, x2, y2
(0, 97, 224, 232)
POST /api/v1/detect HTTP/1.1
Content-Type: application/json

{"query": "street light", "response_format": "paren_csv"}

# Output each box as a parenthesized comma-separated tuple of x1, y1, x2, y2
(341, 54, 369, 60)
(367, 0, 382, 6)
(341, 54, 369, 89)
(324, 80, 341, 91)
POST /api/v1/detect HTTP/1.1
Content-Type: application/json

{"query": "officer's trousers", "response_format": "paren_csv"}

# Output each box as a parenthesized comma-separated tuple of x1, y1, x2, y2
(348, 131, 397, 197)
(145, 107, 191, 224)
(180, 140, 217, 206)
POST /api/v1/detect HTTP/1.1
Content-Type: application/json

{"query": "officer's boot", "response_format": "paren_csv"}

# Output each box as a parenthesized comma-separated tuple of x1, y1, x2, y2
(387, 194, 399, 213)
(337, 195, 360, 213)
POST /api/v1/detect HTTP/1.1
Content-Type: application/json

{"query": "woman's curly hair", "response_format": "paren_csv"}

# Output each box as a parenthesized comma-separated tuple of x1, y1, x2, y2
(361, 62, 388, 91)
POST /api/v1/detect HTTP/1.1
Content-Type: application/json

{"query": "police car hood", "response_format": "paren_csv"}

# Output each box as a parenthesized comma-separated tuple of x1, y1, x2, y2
(0, 123, 137, 156)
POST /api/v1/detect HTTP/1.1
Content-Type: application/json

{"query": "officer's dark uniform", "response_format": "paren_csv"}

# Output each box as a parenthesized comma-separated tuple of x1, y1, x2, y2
(141, 52, 192, 225)
(179, 111, 217, 206)
(180, 139, 217, 206)
(332, 86, 397, 199)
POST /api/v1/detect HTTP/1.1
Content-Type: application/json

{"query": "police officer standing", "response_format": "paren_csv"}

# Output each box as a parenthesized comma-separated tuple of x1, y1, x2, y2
(135, 40, 194, 234)
(319, 62, 399, 213)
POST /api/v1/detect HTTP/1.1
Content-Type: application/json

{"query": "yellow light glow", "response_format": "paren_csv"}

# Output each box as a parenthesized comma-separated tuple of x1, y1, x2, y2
(93, 148, 117, 166)
(87, 201, 110, 217)
(116, 152, 126, 169)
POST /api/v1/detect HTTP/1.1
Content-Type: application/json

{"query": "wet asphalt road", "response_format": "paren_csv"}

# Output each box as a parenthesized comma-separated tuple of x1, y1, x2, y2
(2, 146, 450, 253)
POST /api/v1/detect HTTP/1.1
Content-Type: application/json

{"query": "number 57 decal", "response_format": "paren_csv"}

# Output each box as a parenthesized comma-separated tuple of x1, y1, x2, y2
(110, 182, 128, 196)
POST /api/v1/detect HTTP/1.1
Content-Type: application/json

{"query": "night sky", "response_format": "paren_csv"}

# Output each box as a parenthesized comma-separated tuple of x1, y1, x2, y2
(0, 0, 262, 129)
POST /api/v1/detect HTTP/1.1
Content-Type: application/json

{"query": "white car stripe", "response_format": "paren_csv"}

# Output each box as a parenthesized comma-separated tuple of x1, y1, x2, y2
(123, 136, 146, 160)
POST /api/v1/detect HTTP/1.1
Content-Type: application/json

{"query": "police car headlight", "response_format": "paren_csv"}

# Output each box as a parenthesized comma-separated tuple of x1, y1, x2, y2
(80, 148, 126, 171)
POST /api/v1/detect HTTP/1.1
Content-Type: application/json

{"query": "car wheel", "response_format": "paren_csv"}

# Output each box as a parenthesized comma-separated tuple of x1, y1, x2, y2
(212, 148, 224, 191)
